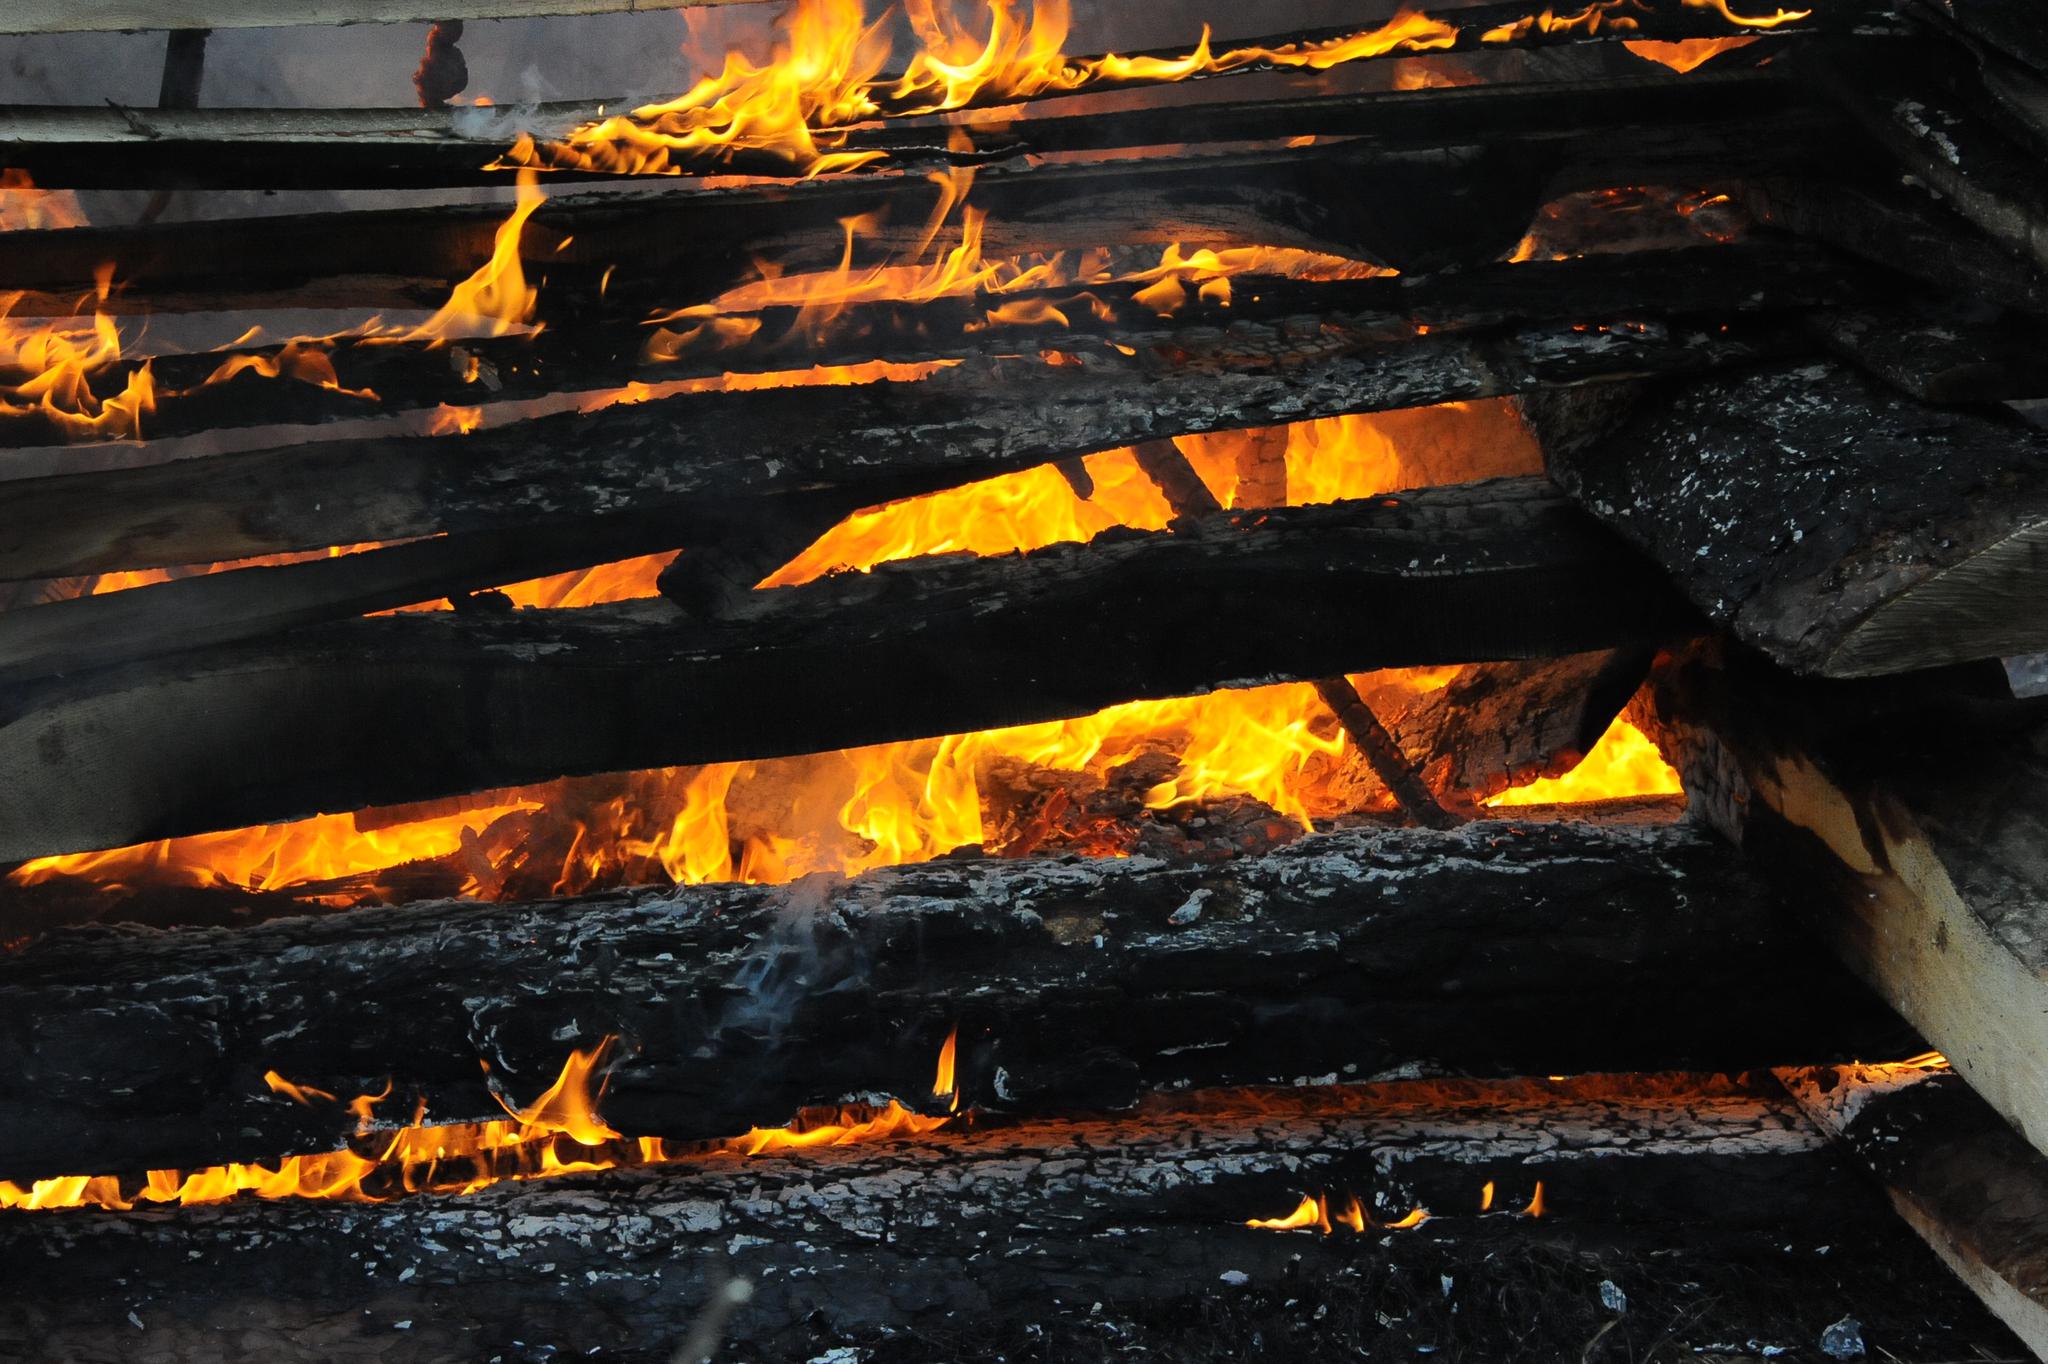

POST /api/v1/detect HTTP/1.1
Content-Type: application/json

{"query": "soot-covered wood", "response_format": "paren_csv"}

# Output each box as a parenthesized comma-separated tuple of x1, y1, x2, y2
(0, 821, 1905, 1181)
(0, 240, 1854, 460)
(1549, 360, 2048, 677)
(0, 1074, 1879, 1361)
(0, 287, 1810, 583)
(0, 482, 1702, 861)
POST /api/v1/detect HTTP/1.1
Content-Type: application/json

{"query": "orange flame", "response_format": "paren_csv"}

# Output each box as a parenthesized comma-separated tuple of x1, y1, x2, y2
(933, 1025, 959, 1110)
(1623, 34, 1759, 70)
(1485, 716, 1682, 807)
(506, 2, 1470, 179)
(0, 1033, 960, 1213)
(1522, 1181, 1546, 1218)
(0, 267, 156, 441)
(1248, 1192, 1428, 1234)
(1480, 1179, 1494, 1212)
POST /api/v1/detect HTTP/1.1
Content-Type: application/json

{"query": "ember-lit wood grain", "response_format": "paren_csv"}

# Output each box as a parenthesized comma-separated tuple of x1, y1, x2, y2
(1781, 1063, 2048, 1358)
(0, 1075, 1884, 1360)
(0, 243, 1855, 458)
(1550, 361, 2048, 677)
(0, 307, 1807, 584)
(0, 482, 1703, 860)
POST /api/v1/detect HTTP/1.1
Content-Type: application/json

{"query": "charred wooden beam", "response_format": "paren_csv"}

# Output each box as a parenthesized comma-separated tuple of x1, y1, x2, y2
(0, 276, 1818, 583)
(0, 482, 1705, 860)
(0, 1073, 1940, 1362)
(0, 0, 764, 31)
(0, 105, 1836, 315)
(0, 812, 1900, 1179)
(1781, 1062, 2048, 1357)
(1635, 647, 2048, 1172)
(1809, 307, 2048, 403)
(0, 241, 1857, 457)
(0, 69, 1816, 191)
(1548, 360, 2048, 677)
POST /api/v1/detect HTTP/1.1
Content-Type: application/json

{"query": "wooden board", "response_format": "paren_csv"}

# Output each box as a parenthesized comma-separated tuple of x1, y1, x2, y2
(0, 820, 1907, 1180)
(1780, 1062, 2048, 1359)
(0, 0, 764, 33)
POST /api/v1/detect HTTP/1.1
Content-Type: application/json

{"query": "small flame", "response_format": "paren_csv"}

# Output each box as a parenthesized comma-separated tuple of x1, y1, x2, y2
(1479, 1179, 1494, 1212)
(1623, 34, 1759, 70)
(1522, 1181, 1546, 1218)
(0, 1032, 963, 1212)
(1248, 1193, 1428, 1234)
(368, 169, 546, 347)
(933, 1025, 959, 1111)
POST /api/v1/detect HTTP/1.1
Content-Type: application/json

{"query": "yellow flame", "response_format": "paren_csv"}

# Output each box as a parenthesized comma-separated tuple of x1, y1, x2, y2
(1486, 717, 1682, 806)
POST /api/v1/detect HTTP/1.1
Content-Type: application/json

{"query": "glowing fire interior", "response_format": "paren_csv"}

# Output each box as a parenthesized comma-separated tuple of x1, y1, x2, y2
(10, 398, 1683, 903)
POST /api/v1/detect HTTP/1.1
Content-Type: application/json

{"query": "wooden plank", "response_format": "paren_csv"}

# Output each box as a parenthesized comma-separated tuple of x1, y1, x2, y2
(1550, 360, 2048, 677)
(1638, 648, 2048, 1171)
(0, 67, 1814, 190)
(0, 0, 765, 34)
(1780, 1061, 2048, 1358)
(0, 1074, 1960, 1362)
(0, 241, 1857, 456)
(0, 275, 1816, 582)
(0, 482, 1705, 861)
(0, 819, 1907, 1179)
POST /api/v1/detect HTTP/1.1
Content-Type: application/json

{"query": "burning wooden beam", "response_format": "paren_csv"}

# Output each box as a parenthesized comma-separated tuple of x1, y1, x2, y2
(0, 68, 1817, 191)
(0, 113, 1831, 315)
(0, 242, 1855, 459)
(0, 1072, 1955, 1360)
(0, 482, 1703, 860)
(1549, 361, 2048, 677)
(0, 818, 1898, 1177)
(0, 288, 1812, 584)
(1780, 1061, 2048, 1358)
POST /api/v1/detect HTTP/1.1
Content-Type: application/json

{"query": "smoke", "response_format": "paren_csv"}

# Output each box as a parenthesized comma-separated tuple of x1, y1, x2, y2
(707, 872, 865, 1048)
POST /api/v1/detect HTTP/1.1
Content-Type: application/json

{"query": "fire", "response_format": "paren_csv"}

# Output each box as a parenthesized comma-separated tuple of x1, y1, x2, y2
(1486, 716, 1683, 807)
(1480, 1179, 1494, 1211)
(0, 267, 156, 441)
(367, 169, 545, 346)
(1246, 1192, 1428, 1234)
(1623, 35, 1759, 70)
(504, 2, 1472, 179)
(0, 1034, 961, 1213)
(11, 399, 1689, 904)
(0, 168, 87, 231)
(933, 1025, 959, 1108)
(1523, 1180, 1546, 1218)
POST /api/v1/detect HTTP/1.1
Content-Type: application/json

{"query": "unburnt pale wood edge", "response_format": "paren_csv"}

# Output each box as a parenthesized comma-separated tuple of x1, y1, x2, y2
(1778, 1064, 2048, 1360)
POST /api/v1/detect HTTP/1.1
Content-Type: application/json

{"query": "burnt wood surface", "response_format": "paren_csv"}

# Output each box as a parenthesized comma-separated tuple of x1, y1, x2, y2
(0, 68, 1816, 191)
(0, 242, 1857, 459)
(1782, 1062, 2048, 1356)
(0, 289, 1812, 584)
(0, 107, 1835, 315)
(0, 482, 1703, 861)
(0, 1074, 1970, 1363)
(0, 822, 1907, 1182)
(1548, 360, 2048, 677)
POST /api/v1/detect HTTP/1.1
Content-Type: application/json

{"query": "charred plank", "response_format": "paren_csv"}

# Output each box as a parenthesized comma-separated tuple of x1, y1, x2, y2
(0, 822, 1900, 1181)
(1549, 360, 2048, 677)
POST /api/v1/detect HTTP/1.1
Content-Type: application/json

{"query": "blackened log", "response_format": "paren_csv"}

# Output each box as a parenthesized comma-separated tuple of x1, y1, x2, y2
(0, 814, 1899, 1181)
(1810, 307, 2048, 403)
(0, 291, 1813, 583)
(0, 1073, 1920, 1362)
(0, 482, 1704, 861)
(1549, 360, 2048, 677)
(0, 68, 1818, 191)
(0, 104, 1836, 316)
(0, 240, 1856, 456)
(0, 0, 759, 31)
(1780, 1062, 2048, 1357)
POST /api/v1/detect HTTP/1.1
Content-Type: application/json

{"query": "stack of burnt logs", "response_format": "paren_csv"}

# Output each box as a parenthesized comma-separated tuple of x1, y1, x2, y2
(4, 0, 2048, 1357)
